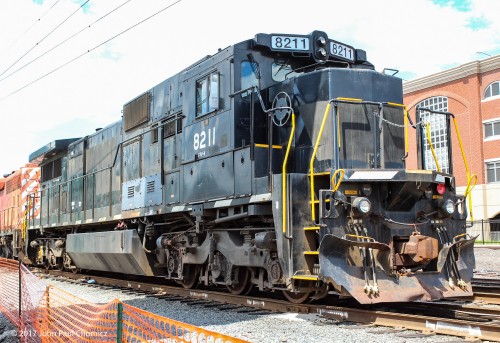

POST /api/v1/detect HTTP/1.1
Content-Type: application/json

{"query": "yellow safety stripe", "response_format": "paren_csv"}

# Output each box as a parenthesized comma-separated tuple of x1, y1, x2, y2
(254, 143, 283, 149)
(337, 97, 363, 102)
(291, 275, 319, 280)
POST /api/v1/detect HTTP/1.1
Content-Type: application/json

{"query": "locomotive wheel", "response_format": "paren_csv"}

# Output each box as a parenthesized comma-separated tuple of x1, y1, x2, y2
(178, 264, 199, 289)
(43, 258, 51, 271)
(282, 290, 312, 304)
(56, 257, 64, 271)
(44, 251, 57, 271)
(226, 267, 252, 295)
(62, 253, 74, 272)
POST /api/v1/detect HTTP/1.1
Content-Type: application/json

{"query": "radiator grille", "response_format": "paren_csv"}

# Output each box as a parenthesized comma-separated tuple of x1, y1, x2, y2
(123, 92, 150, 131)
(146, 180, 155, 193)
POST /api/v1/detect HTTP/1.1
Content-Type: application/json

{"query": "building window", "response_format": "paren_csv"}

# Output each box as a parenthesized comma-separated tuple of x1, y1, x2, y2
(417, 96, 449, 174)
(484, 120, 500, 139)
(486, 160, 500, 183)
(196, 72, 219, 117)
(484, 81, 500, 99)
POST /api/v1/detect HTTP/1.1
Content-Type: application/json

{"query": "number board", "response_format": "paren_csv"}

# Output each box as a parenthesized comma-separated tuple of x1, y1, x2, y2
(270, 35, 310, 51)
(329, 40, 355, 62)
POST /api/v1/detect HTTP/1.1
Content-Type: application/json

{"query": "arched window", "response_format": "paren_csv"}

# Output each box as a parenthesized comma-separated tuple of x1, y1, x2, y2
(417, 96, 450, 174)
(484, 81, 500, 99)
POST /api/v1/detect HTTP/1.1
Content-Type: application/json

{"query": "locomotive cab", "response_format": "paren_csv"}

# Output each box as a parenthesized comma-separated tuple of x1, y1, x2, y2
(242, 31, 476, 303)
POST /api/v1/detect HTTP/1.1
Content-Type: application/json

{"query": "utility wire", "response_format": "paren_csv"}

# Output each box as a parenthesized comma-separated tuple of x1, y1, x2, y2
(0, 0, 134, 83)
(5, 0, 61, 51)
(0, 0, 90, 79)
(1, 0, 183, 101)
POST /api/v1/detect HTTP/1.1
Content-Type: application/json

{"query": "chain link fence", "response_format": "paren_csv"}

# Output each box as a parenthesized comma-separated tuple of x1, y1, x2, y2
(467, 219, 500, 244)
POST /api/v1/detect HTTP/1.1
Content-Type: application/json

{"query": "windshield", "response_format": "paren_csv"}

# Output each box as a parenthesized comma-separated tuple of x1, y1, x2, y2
(336, 103, 405, 169)
(272, 61, 300, 81)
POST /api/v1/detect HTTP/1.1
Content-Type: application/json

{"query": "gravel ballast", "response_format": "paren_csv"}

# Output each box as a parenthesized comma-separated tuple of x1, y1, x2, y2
(0, 313, 19, 343)
(36, 247, 498, 343)
(474, 245, 500, 276)
(38, 278, 475, 343)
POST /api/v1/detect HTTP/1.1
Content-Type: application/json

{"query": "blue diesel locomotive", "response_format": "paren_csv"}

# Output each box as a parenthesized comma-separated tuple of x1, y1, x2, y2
(15, 30, 475, 304)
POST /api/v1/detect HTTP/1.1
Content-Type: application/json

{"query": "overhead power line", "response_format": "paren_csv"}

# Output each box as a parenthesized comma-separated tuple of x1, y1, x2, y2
(0, 0, 134, 83)
(0, 0, 90, 79)
(1, 0, 183, 101)
(5, 0, 61, 51)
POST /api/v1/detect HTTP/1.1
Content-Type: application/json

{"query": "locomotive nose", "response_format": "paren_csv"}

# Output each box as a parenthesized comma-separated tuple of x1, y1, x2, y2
(318, 231, 477, 304)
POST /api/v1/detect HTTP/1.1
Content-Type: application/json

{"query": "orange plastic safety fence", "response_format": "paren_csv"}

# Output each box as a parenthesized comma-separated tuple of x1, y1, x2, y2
(0, 258, 20, 326)
(121, 302, 249, 343)
(38, 286, 117, 342)
(0, 257, 250, 343)
(20, 263, 49, 342)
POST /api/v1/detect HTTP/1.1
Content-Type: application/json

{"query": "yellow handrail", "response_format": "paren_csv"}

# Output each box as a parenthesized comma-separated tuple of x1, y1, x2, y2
(309, 102, 332, 222)
(425, 121, 441, 172)
(282, 113, 296, 234)
(309, 98, 364, 221)
(331, 169, 345, 192)
(387, 102, 410, 158)
(452, 117, 477, 220)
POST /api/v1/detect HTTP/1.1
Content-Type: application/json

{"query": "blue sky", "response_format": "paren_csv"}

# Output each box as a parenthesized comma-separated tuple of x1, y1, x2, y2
(0, 0, 499, 174)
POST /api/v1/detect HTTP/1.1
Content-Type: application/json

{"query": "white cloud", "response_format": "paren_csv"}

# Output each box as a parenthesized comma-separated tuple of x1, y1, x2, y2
(0, 0, 498, 174)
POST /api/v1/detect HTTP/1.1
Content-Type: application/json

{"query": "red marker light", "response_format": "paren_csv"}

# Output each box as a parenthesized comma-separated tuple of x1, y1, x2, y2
(436, 183, 446, 195)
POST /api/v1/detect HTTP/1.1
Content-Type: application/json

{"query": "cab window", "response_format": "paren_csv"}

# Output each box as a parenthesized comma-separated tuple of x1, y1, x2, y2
(241, 61, 259, 99)
(196, 72, 219, 117)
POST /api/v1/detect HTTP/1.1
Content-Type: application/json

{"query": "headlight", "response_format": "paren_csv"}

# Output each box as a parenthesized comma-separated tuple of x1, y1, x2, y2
(442, 199, 455, 215)
(316, 36, 326, 46)
(352, 197, 371, 214)
(317, 47, 327, 58)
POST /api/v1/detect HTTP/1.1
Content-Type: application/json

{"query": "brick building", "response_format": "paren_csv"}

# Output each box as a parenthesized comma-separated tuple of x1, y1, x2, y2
(403, 55, 500, 241)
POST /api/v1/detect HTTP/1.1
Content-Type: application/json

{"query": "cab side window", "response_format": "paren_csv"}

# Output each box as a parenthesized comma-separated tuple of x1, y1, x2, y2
(196, 72, 219, 117)
(241, 61, 259, 99)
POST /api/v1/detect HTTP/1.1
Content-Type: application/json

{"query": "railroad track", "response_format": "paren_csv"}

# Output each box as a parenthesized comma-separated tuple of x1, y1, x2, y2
(33, 269, 500, 341)
(450, 277, 500, 305)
